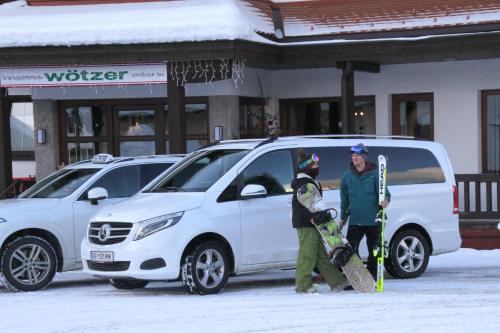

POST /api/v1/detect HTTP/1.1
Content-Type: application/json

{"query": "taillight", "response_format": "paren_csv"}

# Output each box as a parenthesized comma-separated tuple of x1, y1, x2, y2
(452, 185, 459, 214)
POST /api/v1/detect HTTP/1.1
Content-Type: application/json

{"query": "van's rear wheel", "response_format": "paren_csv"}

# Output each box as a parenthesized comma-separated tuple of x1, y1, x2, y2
(181, 241, 229, 295)
(110, 278, 149, 290)
(0, 236, 57, 292)
(385, 230, 430, 279)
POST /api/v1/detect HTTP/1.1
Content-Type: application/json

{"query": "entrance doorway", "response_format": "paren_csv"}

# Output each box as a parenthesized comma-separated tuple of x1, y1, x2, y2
(279, 97, 375, 136)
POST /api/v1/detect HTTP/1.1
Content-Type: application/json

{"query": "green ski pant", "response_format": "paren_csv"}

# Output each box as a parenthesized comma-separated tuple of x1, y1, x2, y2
(295, 227, 346, 292)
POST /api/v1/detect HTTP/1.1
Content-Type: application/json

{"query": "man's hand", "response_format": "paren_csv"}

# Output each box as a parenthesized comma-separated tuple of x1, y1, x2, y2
(310, 218, 315, 225)
(380, 200, 389, 209)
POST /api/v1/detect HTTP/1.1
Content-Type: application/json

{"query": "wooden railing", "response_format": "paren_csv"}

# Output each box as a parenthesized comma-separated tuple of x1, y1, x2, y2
(455, 174, 500, 221)
(455, 174, 500, 249)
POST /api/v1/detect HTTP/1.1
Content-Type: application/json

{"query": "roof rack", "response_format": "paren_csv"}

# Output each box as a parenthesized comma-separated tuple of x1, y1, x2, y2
(280, 134, 416, 140)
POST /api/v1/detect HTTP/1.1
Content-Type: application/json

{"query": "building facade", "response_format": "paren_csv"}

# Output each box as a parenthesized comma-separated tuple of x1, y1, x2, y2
(0, 0, 499, 246)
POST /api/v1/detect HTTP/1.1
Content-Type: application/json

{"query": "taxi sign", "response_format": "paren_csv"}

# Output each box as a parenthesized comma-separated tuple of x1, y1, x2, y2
(92, 154, 114, 164)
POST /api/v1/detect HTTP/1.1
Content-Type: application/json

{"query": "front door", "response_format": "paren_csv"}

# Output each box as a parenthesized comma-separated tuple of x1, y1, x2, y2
(239, 149, 297, 265)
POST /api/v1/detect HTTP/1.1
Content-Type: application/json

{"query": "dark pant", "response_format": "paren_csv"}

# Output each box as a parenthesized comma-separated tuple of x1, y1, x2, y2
(346, 225, 379, 279)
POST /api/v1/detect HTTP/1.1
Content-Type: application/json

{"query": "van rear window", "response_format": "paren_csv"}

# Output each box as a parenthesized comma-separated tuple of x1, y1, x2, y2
(300, 146, 446, 190)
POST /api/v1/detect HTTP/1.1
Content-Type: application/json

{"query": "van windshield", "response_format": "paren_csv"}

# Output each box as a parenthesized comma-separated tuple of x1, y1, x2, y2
(148, 149, 249, 193)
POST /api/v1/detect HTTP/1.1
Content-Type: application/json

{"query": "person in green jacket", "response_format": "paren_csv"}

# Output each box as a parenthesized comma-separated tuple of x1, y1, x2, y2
(339, 143, 391, 280)
(291, 149, 348, 293)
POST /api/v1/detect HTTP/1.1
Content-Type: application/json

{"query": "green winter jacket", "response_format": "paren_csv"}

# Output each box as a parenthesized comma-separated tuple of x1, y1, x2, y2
(340, 162, 391, 226)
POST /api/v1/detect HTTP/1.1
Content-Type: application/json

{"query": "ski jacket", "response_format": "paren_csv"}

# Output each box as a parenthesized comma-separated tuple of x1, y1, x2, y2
(340, 162, 391, 226)
(291, 173, 324, 229)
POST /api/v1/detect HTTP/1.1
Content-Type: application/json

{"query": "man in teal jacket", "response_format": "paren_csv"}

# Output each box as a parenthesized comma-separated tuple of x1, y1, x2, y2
(339, 143, 390, 280)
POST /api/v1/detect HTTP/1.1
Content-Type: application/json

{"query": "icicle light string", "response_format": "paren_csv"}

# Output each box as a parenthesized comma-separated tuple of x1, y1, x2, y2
(168, 58, 246, 87)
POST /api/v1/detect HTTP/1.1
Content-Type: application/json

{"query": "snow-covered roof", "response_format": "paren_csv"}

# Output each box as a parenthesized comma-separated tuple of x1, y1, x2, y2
(0, 0, 275, 47)
(1, 0, 500, 49)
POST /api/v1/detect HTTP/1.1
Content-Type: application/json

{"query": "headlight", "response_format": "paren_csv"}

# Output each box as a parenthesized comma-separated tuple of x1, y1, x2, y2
(134, 212, 184, 241)
(0, 218, 6, 223)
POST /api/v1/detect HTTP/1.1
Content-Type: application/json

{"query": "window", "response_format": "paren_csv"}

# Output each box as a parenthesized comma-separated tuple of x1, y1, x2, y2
(165, 100, 208, 153)
(299, 147, 352, 190)
(280, 97, 375, 136)
(151, 150, 248, 192)
(392, 93, 434, 140)
(62, 105, 110, 163)
(241, 150, 294, 195)
(27, 169, 98, 198)
(240, 98, 265, 138)
(60, 98, 208, 163)
(300, 145, 445, 190)
(10, 101, 34, 160)
(481, 90, 500, 173)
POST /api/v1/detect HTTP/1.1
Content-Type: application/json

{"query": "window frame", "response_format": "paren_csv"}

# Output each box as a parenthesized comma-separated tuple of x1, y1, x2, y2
(239, 97, 266, 139)
(392, 93, 434, 140)
(480, 89, 500, 174)
(8, 96, 34, 161)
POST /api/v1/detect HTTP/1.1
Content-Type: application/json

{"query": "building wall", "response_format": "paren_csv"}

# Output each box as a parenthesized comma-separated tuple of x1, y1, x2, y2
(272, 58, 500, 174)
(11, 59, 500, 175)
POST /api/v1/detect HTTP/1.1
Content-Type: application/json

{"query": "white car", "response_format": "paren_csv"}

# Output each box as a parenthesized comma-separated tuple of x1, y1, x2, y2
(0, 154, 184, 291)
(82, 136, 461, 294)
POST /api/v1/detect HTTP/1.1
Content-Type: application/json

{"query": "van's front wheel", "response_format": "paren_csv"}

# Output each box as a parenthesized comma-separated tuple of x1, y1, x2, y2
(385, 230, 430, 279)
(181, 241, 229, 295)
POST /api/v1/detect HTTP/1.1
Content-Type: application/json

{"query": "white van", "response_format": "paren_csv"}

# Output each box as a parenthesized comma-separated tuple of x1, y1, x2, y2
(82, 136, 461, 294)
(0, 154, 183, 291)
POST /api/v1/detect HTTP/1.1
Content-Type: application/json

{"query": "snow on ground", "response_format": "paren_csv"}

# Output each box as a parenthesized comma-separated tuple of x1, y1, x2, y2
(1, 248, 499, 333)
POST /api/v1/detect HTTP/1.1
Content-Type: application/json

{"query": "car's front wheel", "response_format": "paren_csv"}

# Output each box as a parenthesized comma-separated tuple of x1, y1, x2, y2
(385, 229, 430, 279)
(0, 236, 57, 292)
(110, 278, 149, 290)
(181, 241, 230, 295)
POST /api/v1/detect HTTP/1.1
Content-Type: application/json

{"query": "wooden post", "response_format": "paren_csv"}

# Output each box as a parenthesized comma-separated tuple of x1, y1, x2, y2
(0, 88, 12, 193)
(167, 80, 186, 154)
(341, 61, 354, 134)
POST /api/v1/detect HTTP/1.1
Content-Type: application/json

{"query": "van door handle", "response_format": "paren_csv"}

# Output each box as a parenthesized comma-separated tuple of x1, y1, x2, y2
(287, 198, 293, 205)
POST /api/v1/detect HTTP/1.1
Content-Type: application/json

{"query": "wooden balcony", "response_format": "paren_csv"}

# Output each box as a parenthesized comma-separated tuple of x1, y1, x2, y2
(456, 174, 500, 249)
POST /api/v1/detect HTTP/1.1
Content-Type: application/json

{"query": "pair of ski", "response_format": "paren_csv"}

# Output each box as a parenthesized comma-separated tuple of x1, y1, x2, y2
(313, 155, 388, 293)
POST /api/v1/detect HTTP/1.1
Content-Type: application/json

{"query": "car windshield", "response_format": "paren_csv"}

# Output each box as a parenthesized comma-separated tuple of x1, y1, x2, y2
(20, 168, 99, 199)
(148, 149, 249, 193)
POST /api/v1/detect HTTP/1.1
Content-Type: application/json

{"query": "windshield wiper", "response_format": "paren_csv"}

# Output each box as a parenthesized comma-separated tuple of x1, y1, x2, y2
(149, 186, 186, 193)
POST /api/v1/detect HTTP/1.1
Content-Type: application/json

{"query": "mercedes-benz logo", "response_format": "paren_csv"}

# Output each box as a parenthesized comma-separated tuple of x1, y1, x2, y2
(98, 224, 112, 242)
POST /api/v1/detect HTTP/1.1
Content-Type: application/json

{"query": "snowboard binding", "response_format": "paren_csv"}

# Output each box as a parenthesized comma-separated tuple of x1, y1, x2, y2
(313, 208, 338, 225)
(330, 242, 355, 268)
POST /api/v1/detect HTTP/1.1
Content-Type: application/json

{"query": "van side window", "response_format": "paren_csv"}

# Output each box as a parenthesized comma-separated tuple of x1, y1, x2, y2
(299, 147, 351, 190)
(241, 150, 294, 196)
(370, 146, 446, 185)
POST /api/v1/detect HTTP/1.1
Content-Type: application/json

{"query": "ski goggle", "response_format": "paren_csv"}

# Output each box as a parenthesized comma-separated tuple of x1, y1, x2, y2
(299, 153, 320, 169)
(350, 145, 366, 155)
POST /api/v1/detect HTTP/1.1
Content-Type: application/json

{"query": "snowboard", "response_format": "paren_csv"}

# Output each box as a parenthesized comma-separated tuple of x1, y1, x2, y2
(313, 213, 375, 293)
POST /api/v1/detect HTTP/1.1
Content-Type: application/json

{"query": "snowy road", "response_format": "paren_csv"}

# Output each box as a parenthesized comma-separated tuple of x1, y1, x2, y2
(1, 249, 499, 333)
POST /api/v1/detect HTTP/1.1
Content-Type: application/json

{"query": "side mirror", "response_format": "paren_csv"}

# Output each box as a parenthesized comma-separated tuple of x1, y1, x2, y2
(87, 187, 109, 205)
(240, 184, 267, 200)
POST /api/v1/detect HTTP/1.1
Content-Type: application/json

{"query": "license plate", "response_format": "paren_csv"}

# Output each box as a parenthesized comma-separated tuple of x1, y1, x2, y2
(91, 251, 114, 262)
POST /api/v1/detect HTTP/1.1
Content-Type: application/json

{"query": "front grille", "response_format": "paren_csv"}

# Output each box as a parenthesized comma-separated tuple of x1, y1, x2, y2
(88, 222, 133, 245)
(87, 260, 130, 272)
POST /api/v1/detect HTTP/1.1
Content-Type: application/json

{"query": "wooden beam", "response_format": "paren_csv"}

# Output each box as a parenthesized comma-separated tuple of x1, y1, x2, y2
(340, 62, 354, 134)
(0, 88, 12, 193)
(167, 80, 186, 154)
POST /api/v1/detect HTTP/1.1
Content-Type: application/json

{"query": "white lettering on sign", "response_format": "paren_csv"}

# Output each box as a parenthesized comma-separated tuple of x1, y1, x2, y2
(0, 64, 167, 87)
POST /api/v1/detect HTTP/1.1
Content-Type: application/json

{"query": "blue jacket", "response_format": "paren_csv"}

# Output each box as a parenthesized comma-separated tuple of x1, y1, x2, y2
(340, 162, 391, 226)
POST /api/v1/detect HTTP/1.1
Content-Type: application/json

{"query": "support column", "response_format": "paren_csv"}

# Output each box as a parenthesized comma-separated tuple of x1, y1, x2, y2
(209, 96, 239, 141)
(0, 88, 12, 193)
(33, 100, 59, 180)
(167, 80, 186, 154)
(341, 61, 354, 134)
